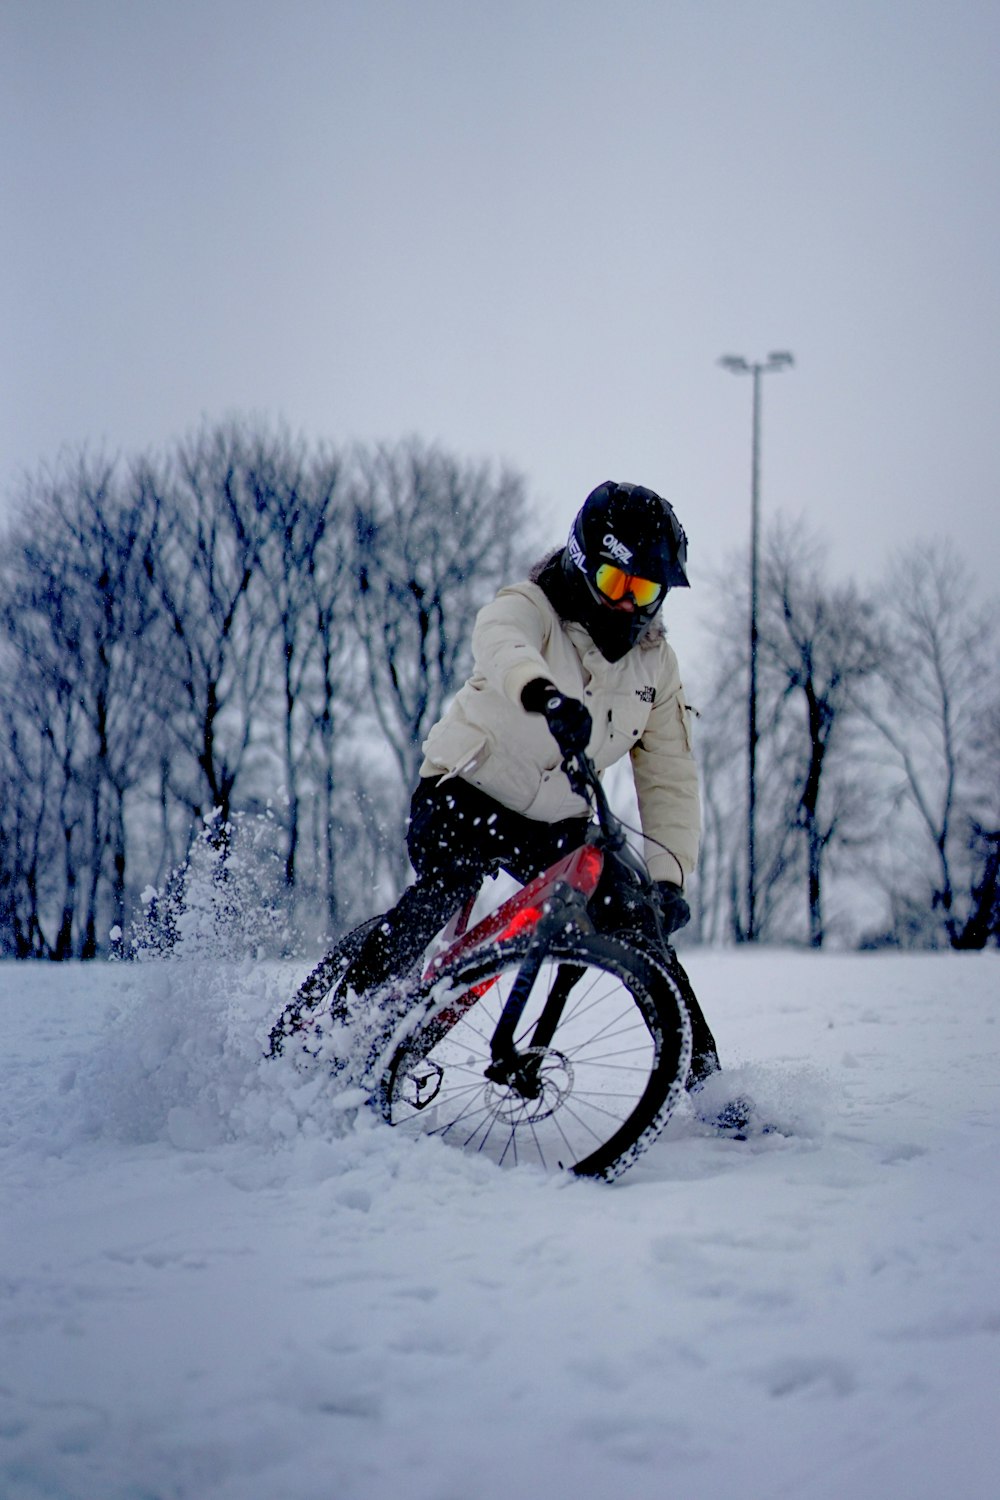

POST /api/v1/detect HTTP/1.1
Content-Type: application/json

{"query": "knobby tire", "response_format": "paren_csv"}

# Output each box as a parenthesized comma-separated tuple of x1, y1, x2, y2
(376, 929, 692, 1181)
(267, 916, 383, 1059)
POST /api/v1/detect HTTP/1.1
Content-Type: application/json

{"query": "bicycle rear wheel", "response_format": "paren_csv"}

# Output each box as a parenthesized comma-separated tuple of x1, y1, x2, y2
(268, 916, 383, 1059)
(377, 930, 692, 1180)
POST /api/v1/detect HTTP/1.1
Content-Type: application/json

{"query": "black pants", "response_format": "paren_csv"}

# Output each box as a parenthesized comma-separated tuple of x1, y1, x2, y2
(348, 776, 719, 1083)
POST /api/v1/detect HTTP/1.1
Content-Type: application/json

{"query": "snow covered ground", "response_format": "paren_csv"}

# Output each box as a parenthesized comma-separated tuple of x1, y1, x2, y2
(2, 948, 998, 1500)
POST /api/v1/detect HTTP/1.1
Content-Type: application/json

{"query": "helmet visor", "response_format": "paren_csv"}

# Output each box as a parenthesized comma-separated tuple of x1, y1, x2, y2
(594, 563, 664, 610)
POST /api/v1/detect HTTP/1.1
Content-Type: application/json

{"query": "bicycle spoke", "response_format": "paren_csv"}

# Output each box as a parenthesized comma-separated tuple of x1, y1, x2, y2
(383, 935, 688, 1177)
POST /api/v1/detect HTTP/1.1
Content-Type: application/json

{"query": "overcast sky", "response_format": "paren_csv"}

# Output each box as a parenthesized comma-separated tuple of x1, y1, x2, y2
(3, 0, 998, 670)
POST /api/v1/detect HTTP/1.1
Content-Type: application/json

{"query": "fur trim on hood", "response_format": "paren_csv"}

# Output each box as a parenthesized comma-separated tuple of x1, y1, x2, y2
(528, 547, 564, 585)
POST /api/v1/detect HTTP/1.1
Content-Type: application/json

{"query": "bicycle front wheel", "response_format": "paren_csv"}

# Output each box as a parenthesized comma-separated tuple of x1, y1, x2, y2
(377, 930, 692, 1180)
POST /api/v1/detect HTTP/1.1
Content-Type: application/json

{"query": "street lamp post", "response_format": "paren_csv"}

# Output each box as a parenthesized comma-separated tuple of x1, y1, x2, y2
(718, 350, 794, 942)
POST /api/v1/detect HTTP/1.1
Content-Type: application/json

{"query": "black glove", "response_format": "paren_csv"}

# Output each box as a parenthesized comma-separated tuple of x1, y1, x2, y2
(655, 881, 691, 936)
(521, 678, 592, 756)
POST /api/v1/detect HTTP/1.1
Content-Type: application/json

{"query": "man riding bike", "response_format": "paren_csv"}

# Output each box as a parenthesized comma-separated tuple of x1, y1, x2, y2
(339, 480, 726, 1099)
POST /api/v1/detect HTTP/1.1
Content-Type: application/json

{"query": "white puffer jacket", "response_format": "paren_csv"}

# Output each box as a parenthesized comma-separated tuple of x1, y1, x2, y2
(419, 581, 700, 886)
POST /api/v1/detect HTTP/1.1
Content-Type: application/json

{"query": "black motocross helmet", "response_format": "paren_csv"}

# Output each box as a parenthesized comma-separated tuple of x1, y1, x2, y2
(561, 481, 689, 660)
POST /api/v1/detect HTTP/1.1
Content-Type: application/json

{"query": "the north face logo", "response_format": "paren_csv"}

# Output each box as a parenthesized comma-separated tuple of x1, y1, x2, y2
(635, 686, 655, 704)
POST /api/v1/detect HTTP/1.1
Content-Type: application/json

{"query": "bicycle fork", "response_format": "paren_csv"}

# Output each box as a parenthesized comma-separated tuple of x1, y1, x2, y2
(483, 883, 590, 1098)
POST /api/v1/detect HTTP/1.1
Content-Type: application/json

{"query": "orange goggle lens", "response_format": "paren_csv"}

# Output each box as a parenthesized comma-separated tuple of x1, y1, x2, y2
(594, 564, 663, 609)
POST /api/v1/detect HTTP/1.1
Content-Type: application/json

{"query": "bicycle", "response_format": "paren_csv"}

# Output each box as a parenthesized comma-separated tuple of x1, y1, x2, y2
(268, 752, 697, 1180)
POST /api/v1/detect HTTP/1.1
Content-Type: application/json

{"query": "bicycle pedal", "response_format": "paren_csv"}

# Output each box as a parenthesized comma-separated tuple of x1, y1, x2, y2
(398, 1059, 444, 1110)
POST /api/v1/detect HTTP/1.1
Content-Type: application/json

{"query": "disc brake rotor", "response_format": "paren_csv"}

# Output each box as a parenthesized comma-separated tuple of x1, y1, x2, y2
(485, 1048, 574, 1122)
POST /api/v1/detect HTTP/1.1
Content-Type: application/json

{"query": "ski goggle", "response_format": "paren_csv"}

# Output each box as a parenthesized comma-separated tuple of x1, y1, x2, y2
(594, 564, 664, 609)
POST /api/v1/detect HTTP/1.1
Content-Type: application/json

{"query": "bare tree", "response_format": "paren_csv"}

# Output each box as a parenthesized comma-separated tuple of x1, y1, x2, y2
(962, 691, 1000, 947)
(0, 425, 540, 957)
(244, 430, 347, 890)
(858, 544, 1000, 948)
(699, 520, 882, 945)
(0, 454, 167, 955)
(234, 428, 378, 932)
(304, 455, 363, 931)
(348, 439, 534, 879)
(686, 640, 751, 944)
(143, 422, 275, 828)
(2, 489, 102, 955)
(756, 523, 883, 946)
(0, 679, 64, 956)
(61, 462, 167, 951)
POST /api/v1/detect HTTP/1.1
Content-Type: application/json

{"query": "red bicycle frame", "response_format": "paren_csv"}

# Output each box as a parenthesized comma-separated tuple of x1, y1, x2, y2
(422, 840, 605, 984)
